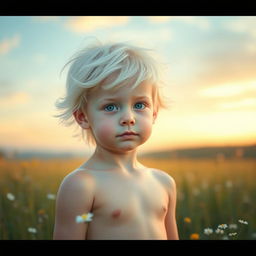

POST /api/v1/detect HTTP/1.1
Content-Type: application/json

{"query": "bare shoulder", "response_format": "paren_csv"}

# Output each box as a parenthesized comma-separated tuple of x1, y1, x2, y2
(55, 168, 96, 217)
(149, 168, 176, 192)
(53, 169, 95, 239)
(58, 169, 95, 196)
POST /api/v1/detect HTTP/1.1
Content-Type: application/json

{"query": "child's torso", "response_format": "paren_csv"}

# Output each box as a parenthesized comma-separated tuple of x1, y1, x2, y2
(83, 168, 169, 240)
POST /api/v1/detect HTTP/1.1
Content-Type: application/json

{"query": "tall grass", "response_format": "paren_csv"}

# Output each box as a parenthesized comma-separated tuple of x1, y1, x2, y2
(0, 157, 255, 240)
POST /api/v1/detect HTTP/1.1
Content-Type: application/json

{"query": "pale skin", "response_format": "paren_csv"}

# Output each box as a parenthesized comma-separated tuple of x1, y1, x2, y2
(53, 79, 179, 240)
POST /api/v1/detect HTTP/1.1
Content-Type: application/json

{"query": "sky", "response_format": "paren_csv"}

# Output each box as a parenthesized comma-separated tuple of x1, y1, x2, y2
(0, 16, 256, 155)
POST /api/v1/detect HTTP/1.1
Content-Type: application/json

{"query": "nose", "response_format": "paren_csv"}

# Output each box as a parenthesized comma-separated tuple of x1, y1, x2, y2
(120, 110, 135, 126)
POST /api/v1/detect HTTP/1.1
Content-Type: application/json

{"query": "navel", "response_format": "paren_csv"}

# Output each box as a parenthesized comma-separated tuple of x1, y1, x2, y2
(111, 209, 122, 218)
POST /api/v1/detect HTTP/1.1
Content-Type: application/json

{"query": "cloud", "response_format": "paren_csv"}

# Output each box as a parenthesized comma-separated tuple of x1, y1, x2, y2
(0, 92, 30, 107)
(198, 80, 256, 98)
(218, 98, 256, 110)
(65, 16, 130, 33)
(183, 27, 256, 90)
(223, 17, 256, 55)
(148, 16, 210, 30)
(108, 27, 172, 49)
(197, 80, 256, 112)
(224, 17, 256, 38)
(0, 34, 21, 55)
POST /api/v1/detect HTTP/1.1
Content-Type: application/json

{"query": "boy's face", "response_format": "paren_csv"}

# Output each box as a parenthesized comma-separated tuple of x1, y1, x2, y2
(79, 80, 157, 153)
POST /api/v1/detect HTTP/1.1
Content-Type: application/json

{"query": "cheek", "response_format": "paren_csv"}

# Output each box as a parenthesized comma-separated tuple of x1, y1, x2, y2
(138, 114, 154, 138)
(94, 119, 116, 141)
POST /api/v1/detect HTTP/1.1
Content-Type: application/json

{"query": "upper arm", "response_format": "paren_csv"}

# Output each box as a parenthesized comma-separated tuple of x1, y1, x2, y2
(53, 172, 95, 240)
(164, 174, 179, 240)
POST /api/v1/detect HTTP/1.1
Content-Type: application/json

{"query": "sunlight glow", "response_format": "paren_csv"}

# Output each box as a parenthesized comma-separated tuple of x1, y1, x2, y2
(0, 16, 256, 153)
(219, 98, 256, 110)
(199, 81, 256, 98)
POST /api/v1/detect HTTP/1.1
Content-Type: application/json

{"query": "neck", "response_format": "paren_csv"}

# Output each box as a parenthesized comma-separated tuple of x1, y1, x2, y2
(84, 146, 143, 173)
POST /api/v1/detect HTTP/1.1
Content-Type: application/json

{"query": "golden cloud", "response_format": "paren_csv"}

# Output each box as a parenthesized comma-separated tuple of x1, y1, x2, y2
(218, 98, 256, 110)
(65, 16, 129, 33)
(198, 81, 256, 98)
(148, 16, 210, 30)
(0, 92, 30, 107)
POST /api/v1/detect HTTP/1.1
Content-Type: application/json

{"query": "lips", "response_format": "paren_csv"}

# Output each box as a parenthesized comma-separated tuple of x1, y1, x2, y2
(117, 131, 138, 137)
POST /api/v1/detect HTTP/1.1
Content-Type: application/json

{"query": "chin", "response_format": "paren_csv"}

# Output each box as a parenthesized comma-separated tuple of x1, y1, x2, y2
(112, 143, 139, 153)
(120, 141, 146, 152)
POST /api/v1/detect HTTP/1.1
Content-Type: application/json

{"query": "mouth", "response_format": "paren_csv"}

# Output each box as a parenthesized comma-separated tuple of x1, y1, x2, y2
(117, 131, 139, 137)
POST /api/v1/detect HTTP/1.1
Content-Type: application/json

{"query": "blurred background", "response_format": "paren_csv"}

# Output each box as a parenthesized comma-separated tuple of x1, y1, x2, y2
(0, 16, 255, 157)
(0, 16, 256, 240)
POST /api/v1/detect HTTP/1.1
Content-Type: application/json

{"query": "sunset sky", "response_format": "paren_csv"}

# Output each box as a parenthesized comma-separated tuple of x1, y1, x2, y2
(0, 16, 256, 155)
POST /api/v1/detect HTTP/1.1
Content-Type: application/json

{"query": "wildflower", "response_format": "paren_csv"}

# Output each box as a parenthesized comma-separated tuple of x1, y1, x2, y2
(229, 224, 238, 230)
(218, 224, 228, 230)
(228, 232, 237, 237)
(6, 193, 15, 201)
(47, 193, 56, 200)
(28, 227, 37, 234)
(204, 228, 213, 235)
(76, 213, 94, 223)
(184, 217, 191, 223)
(190, 233, 199, 240)
(215, 228, 224, 234)
(238, 219, 248, 225)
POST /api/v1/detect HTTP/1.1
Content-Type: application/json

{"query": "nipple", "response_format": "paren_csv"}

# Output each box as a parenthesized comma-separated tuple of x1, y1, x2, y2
(112, 209, 121, 218)
(162, 206, 167, 212)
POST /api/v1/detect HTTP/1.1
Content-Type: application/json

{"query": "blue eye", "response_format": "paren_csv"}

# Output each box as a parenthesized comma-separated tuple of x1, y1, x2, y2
(104, 104, 117, 112)
(134, 102, 145, 110)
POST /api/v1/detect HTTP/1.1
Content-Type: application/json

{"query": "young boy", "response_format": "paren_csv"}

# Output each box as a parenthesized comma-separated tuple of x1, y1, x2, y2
(53, 40, 179, 240)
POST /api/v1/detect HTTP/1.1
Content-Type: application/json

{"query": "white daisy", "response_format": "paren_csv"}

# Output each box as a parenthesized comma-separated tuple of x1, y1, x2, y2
(215, 228, 224, 234)
(76, 213, 94, 223)
(6, 193, 15, 201)
(204, 228, 213, 235)
(228, 232, 237, 237)
(238, 219, 248, 225)
(218, 224, 228, 230)
(28, 227, 37, 234)
(46, 193, 56, 200)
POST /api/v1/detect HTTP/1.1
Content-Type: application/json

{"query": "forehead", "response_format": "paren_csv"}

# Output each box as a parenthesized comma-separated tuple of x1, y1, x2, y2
(89, 80, 154, 101)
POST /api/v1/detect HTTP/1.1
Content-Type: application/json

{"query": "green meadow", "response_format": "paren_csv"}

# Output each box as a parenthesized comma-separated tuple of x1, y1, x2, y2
(0, 157, 255, 240)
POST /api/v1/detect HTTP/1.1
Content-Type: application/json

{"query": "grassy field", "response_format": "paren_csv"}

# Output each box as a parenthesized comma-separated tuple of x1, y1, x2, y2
(0, 156, 255, 240)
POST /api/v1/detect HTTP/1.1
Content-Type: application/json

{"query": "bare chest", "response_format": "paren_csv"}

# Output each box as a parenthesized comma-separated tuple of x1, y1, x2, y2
(91, 173, 169, 224)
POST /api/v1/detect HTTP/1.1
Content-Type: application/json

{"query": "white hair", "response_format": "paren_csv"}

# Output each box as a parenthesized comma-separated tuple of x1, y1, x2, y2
(54, 40, 168, 145)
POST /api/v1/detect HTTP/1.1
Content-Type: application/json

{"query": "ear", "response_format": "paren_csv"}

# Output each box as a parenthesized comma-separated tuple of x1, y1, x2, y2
(153, 111, 158, 124)
(73, 109, 90, 129)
